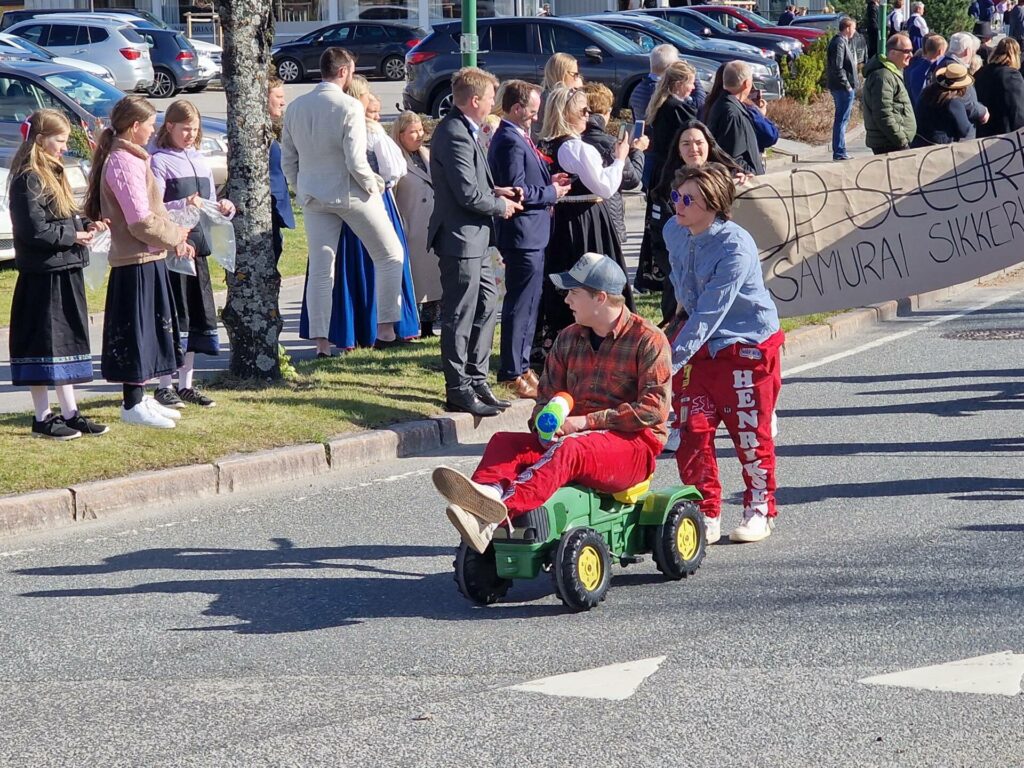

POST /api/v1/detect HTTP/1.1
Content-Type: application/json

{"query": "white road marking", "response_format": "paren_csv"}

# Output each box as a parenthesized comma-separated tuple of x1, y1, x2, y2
(859, 651, 1024, 697)
(505, 656, 666, 701)
(783, 288, 1024, 377)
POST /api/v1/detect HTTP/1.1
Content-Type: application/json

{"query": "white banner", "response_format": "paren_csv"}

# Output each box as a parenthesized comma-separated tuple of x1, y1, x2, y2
(733, 133, 1024, 318)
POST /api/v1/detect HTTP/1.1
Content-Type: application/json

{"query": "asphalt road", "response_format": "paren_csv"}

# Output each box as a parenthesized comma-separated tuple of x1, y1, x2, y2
(0, 272, 1022, 766)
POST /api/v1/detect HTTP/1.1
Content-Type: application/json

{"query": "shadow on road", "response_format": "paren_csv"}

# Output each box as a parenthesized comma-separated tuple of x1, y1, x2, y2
(776, 476, 1024, 504)
(14, 538, 566, 633)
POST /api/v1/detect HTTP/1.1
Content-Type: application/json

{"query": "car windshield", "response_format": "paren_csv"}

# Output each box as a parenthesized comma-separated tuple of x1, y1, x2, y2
(2, 36, 54, 58)
(133, 10, 168, 29)
(678, 10, 731, 35)
(737, 9, 772, 25)
(43, 70, 123, 117)
(574, 20, 644, 54)
(637, 16, 703, 44)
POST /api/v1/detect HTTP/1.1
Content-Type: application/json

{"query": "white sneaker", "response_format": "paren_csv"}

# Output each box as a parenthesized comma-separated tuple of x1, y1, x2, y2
(729, 511, 773, 543)
(431, 466, 507, 523)
(121, 401, 175, 429)
(446, 503, 498, 554)
(704, 514, 721, 544)
(662, 427, 680, 454)
(144, 395, 181, 420)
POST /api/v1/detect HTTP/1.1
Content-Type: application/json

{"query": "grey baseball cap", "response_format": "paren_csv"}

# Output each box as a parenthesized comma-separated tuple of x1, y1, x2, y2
(549, 252, 627, 296)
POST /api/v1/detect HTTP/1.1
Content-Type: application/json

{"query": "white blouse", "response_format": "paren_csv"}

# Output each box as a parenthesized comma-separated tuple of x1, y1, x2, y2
(367, 123, 408, 187)
(555, 137, 624, 199)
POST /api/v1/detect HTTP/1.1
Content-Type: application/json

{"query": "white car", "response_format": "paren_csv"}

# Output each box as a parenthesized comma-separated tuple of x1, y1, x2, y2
(0, 31, 115, 85)
(190, 39, 221, 85)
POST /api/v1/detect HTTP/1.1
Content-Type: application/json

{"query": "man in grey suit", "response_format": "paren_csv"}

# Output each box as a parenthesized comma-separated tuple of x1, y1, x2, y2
(282, 47, 405, 356)
(429, 67, 522, 417)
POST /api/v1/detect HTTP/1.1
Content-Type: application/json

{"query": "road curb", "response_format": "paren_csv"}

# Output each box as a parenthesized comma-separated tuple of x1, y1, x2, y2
(0, 267, 1019, 540)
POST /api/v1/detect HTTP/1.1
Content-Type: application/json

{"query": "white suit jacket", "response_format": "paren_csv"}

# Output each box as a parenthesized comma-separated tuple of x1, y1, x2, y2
(281, 81, 382, 206)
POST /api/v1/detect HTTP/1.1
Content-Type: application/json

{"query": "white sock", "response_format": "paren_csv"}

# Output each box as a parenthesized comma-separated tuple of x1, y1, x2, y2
(179, 352, 195, 390)
(55, 384, 78, 418)
(29, 386, 51, 421)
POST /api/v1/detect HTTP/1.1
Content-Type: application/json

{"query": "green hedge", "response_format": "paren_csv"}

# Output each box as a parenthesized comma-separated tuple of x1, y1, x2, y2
(781, 34, 832, 104)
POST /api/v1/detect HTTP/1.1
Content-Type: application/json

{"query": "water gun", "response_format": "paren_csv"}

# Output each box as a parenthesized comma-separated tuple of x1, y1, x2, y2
(535, 392, 574, 445)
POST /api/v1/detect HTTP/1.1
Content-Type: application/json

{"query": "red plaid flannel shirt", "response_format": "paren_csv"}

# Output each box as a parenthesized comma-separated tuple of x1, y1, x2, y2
(532, 308, 672, 443)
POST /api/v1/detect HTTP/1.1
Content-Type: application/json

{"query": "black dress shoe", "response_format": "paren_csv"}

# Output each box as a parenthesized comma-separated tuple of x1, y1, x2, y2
(445, 390, 502, 417)
(373, 337, 414, 350)
(473, 383, 511, 409)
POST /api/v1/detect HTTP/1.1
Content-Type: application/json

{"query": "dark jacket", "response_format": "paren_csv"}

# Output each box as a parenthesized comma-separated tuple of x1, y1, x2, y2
(826, 33, 858, 91)
(778, 9, 795, 25)
(487, 119, 555, 253)
(269, 138, 295, 230)
(974, 62, 1024, 137)
(629, 74, 657, 122)
(906, 13, 928, 51)
(904, 54, 933, 104)
(1008, 5, 1024, 40)
(706, 93, 765, 175)
(648, 95, 697, 165)
(911, 94, 974, 146)
(927, 55, 989, 126)
(862, 55, 917, 151)
(10, 169, 89, 275)
(581, 114, 644, 242)
(428, 105, 506, 257)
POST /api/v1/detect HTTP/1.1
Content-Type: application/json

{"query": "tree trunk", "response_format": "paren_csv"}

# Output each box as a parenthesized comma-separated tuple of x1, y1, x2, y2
(213, 0, 282, 381)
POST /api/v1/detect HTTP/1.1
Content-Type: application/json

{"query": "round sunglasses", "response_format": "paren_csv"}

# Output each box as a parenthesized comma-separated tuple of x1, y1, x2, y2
(670, 190, 697, 207)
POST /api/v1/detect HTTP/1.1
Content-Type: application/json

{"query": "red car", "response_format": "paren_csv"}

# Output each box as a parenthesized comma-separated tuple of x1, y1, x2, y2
(690, 5, 826, 46)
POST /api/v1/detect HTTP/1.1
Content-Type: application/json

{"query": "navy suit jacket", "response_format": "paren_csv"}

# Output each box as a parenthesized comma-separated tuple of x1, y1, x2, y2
(487, 120, 555, 252)
(269, 139, 295, 229)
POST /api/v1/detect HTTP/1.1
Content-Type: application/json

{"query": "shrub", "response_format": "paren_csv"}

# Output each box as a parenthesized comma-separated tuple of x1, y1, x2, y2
(781, 34, 832, 104)
(925, 0, 973, 38)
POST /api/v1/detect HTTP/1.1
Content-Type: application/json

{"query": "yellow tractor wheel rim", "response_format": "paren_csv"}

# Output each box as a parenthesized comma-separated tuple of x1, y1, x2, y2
(578, 545, 603, 591)
(677, 518, 699, 560)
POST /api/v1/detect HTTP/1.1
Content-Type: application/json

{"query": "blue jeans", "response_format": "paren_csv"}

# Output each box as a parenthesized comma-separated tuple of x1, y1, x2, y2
(831, 88, 855, 159)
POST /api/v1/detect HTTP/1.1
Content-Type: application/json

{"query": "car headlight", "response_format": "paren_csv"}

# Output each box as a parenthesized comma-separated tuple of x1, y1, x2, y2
(752, 63, 771, 77)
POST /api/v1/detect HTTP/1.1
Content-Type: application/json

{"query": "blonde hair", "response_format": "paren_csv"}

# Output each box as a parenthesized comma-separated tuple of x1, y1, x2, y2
(155, 98, 203, 149)
(451, 66, 499, 106)
(9, 109, 76, 219)
(990, 36, 1022, 68)
(646, 61, 696, 123)
(543, 52, 578, 90)
(85, 95, 157, 221)
(540, 85, 587, 141)
(583, 82, 614, 116)
(390, 110, 424, 156)
(346, 74, 370, 102)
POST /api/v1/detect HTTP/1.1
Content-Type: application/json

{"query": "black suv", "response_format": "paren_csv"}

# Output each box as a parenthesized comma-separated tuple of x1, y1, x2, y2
(403, 17, 653, 118)
(271, 21, 426, 83)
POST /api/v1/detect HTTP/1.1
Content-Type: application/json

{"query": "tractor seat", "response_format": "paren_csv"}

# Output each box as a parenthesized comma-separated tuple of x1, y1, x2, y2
(610, 475, 653, 504)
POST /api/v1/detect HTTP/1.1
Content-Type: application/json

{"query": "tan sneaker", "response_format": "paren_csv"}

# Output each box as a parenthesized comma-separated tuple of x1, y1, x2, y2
(431, 466, 507, 523)
(446, 504, 497, 554)
(524, 369, 540, 388)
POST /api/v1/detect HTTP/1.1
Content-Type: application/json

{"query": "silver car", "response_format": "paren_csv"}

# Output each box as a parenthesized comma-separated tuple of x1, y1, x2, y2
(6, 17, 153, 92)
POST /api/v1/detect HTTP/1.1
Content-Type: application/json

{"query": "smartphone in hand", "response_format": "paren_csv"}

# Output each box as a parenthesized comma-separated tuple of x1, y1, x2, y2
(631, 120, 646, 142)
(749, 88, 762, 103)
(617, 123, 629, 142)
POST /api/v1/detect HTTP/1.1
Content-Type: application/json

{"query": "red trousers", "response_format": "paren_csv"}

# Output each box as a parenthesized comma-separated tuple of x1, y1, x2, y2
(673, 331, 783, 519)
(472, 429, 662, 517)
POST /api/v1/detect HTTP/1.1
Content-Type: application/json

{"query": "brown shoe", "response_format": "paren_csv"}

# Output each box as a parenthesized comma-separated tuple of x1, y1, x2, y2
(446, 503, 497, 554)
(524, 369, 540, 388)
(499, 374, 538, 400)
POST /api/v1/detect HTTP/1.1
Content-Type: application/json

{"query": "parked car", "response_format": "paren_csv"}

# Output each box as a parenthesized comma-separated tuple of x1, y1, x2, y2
(689, 5, 826, 46)
(0, 31, 115, 85)
(5, 17, 154, 92)
(405, 16, 660, 118)
(629, 8, 802, 61)
(272, 20, 426, 83)
(0, 149, 88, 263)
(0, 61, 228, 184)
(136, 27, 202, 98)
(792, 13, 868, 63)
(2, 9, 222, 86)
(586, 14, 783, 100)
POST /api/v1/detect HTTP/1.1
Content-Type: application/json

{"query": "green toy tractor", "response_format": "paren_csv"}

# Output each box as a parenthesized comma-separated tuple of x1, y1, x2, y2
(453, 478, 706, 612)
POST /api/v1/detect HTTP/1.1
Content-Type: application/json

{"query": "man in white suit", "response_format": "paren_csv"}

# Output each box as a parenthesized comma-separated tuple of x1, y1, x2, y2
(282, 47, 405, 354)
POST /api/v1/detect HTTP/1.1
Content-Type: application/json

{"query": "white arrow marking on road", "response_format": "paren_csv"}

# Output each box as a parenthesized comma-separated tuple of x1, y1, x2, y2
(505, 656, 666, 701)
(859, 651, 1024, 697)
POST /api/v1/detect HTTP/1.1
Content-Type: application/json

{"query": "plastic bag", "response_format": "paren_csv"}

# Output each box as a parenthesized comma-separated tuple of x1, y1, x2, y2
(199, 198, 236, 273)
(164, 206, 201, 276)
(83, 229, 110, 291)
(165, 252, 197, 276)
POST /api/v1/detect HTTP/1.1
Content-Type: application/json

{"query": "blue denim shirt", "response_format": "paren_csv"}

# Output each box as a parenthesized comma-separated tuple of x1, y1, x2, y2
(664, 215, 780, 368)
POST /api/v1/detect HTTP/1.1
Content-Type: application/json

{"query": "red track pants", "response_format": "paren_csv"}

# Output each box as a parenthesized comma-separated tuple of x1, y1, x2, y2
(472, 429, 662, 517)
(673, 331, 784, 520)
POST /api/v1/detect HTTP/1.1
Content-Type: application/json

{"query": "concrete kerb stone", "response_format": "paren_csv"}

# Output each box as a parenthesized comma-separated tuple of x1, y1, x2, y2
(216, 443, 329, 494)
(0, 488, 75, 537)
(326, 419, 441, 467)
(432, 398, 534, 446)
(72, 464, 219, 521)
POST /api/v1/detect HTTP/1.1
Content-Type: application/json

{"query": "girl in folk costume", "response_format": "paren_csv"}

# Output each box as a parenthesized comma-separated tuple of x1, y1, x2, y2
(85, 94, 193, 429)
(149, 99, 235, 409)
(8, 109, 108, 439)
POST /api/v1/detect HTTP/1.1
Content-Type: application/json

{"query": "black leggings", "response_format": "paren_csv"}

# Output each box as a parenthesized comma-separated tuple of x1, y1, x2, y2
(123, 384, 144, 409)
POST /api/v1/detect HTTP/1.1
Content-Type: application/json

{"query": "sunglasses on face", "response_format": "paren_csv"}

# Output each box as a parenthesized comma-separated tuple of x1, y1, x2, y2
(670, 190, 697, 207)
